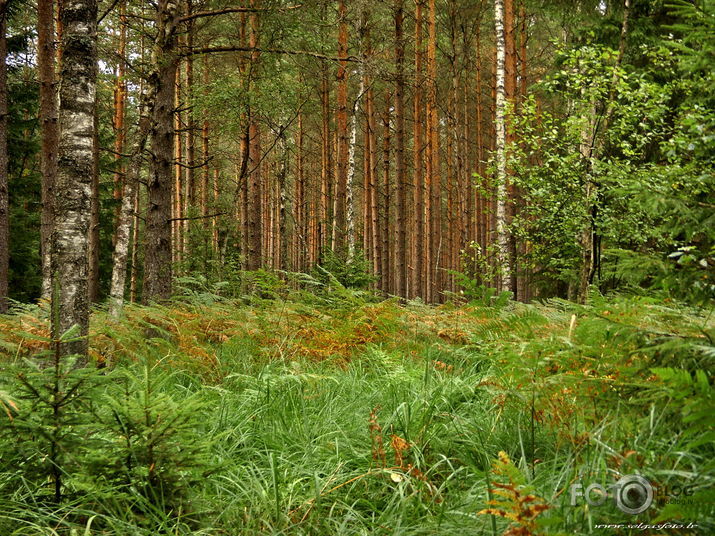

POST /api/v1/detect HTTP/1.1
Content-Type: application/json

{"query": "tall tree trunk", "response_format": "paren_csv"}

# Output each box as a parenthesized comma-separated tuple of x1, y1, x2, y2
(246, 1, 262, 270)
(201, 60, 210, 227)
(412, 0, 424, 299)
(172, 66, 183, 266)
(129, 183, 140, 303)
(38, 0, 58, 300)
(143, 0, 179, 303)
(109, 89, 152, 317)
(493, 0, 511, 293)
(319, 61, 331, 261)
(111, 0, 127, 246)
(380, 97, 391, 293)
(333, 0, 349, 253)
(295, 111, 305, 270)
(88, 102, 100, 302)
(52, 0, 97, 357)
(394, 0, 407, 299)
(346, 75, 363, 260)
(0, 1, 8, 313)
(504, 0, 518, 296)
(426, 0, 440, 302)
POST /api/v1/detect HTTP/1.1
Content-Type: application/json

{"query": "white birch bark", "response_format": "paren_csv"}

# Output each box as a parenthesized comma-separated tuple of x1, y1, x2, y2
(493, 0, 511, 291)
(51, 0, 97, 358)
(346, 73, 365, 260)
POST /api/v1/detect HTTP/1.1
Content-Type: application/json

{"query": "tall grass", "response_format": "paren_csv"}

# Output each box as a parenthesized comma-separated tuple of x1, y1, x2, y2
(0, 292, 712, 534)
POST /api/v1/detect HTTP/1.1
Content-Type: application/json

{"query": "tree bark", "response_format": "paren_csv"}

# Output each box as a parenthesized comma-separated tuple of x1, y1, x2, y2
(493, 0, 511, 293)
(426, 0, 440, 302)
(394, 0, 407, 299)
(246, 1, 262, 270)
(109, 90, 152, 318)
(38, 0, 59, 300)
(380, 97, 391, 293)
(52, 0, 97, 357)
(333, 0, 349, 253)
(0, 1, 8, 313)
(412, 0, 425, 299)
(143, 0, 179, 303)
(88, 101, 100, 302)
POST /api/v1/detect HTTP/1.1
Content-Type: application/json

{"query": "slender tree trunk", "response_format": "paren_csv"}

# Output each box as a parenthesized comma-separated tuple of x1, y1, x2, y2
(295, 111, 305, 270)
(38, 0, 58, 300)
(109, 89, 152, 317)
(394, 0, 407, 299)
(493, 0, 511, 293)
(577, 0, 630, 303)
(246, 1, 262, 270)
(426, 0, 440, 302)
(413, 0, 425, 299)
(380, 97, 391, 294)
(88, 102, 100, 302)
(129, 183, 140, 302)
(172, 67, 183, 266)
(111, 0, 127, 246)
(319, 62, 331, 260)
(333, 0, 349, 253)
(143, 0, 179, 303)
(346, 76, 363, 260)
(52, 0, 97, 357)
(201, 60, 210, 225)
(0, 1, 8, 313)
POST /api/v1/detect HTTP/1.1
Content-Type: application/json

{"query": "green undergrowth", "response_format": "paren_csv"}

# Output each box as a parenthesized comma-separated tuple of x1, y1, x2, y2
(0, 292, 713, 535)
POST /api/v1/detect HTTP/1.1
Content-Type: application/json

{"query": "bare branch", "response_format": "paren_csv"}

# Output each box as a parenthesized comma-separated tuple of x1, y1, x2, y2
(178, 4, 303, 24)
(182, 45, 361, 63)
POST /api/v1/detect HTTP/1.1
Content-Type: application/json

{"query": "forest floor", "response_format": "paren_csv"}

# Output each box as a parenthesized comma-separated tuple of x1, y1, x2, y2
(0, 290, 713, 535)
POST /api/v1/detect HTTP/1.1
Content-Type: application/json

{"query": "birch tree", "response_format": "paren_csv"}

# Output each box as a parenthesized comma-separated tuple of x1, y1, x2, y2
(494, 0, 511, 292)
(52, 0, 97, 356)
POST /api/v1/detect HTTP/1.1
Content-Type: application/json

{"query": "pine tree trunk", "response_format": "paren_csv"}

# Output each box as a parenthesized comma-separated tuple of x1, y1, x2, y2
(319, 62, 331, 261)
(143, 0, 179, 303)
(412, 0, 425, 299)
(52, 0, 97, 357)
(394, 0, 407, 299)
(111, 0, 127, 247)
(0, 1, 8, 313)
(504, 0, 518, 297)
(246, 2, 262, 270)
(380, 98, 392, 293)
(38, 0, 58, 300)
(426, 0, 440, 302)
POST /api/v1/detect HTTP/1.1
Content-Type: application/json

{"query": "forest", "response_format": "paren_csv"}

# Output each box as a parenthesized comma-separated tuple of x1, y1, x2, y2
(0, 0, 713, 534)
